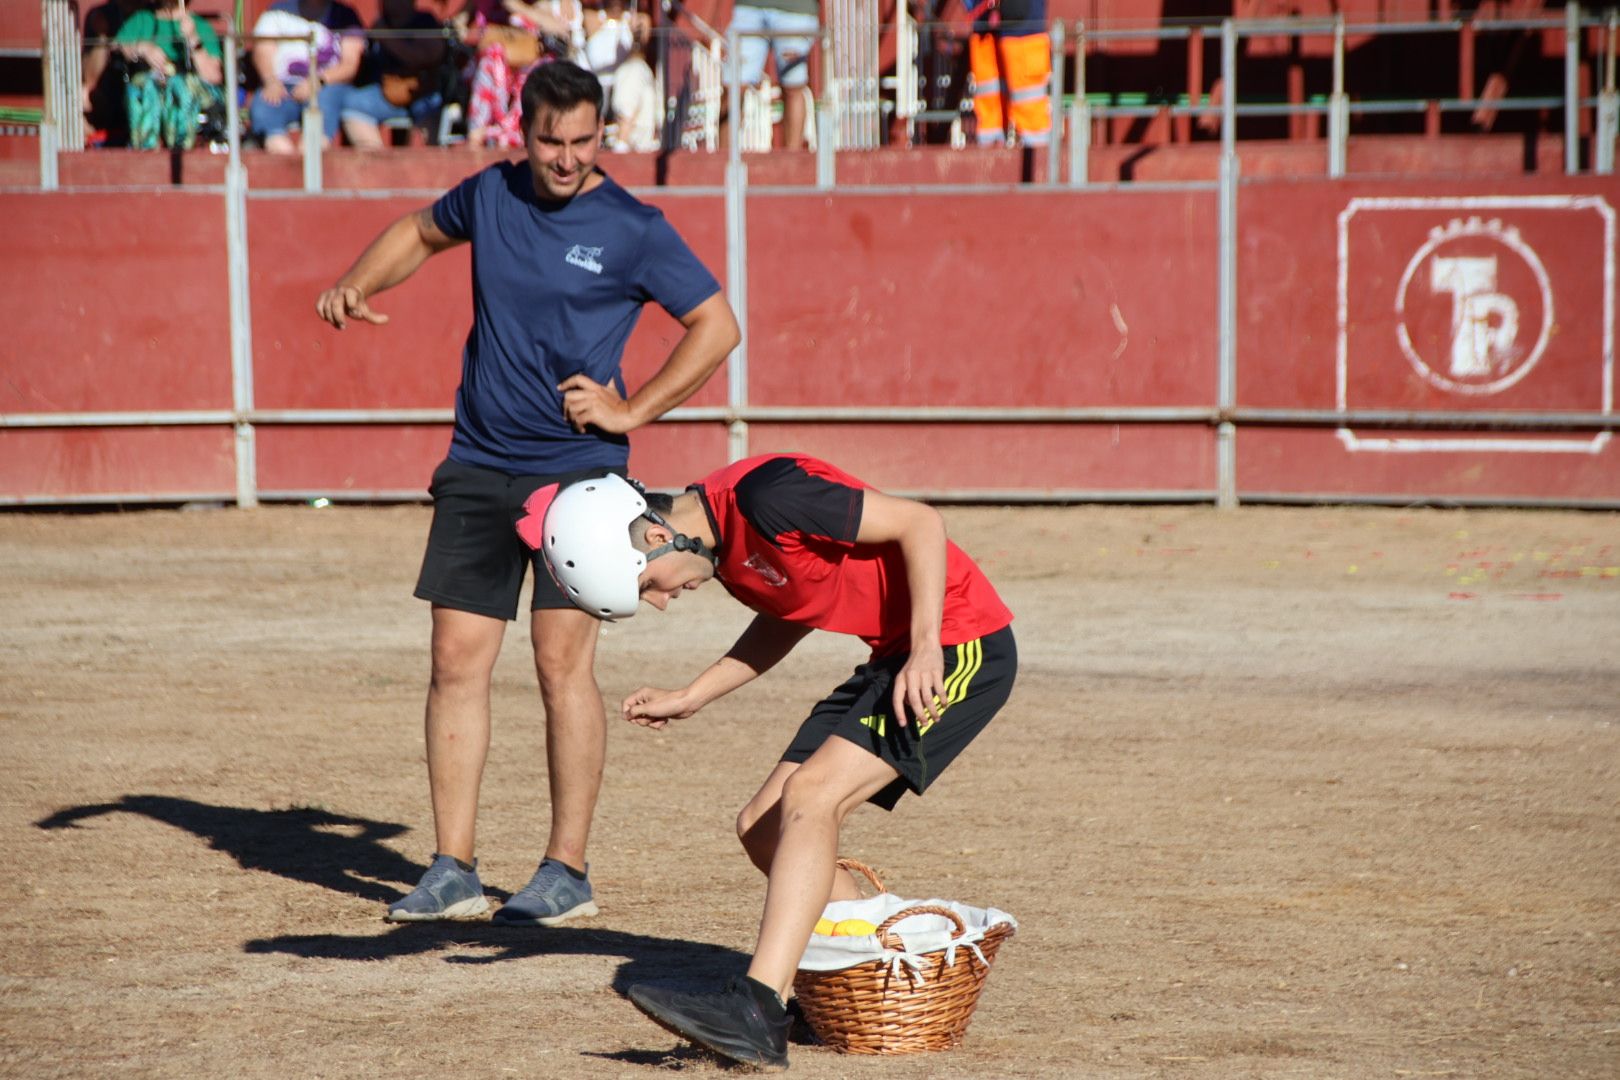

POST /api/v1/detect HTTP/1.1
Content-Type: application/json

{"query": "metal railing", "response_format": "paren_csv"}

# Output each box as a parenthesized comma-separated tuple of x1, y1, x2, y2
(13, 10, 1619, 509)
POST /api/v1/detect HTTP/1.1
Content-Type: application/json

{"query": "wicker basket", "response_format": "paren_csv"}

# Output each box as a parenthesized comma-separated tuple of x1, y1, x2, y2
(792, 860, 1015, 1054)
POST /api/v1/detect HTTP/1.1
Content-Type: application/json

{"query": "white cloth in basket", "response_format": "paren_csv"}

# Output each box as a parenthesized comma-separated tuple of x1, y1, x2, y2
(797, 894, 1017, 980)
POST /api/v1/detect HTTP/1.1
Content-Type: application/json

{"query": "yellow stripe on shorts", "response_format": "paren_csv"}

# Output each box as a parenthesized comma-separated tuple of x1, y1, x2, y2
(943, 637, 984, 706)
(917, 639, 983, 736)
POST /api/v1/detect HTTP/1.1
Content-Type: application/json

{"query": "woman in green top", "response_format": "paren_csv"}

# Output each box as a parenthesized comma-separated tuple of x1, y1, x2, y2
(112, 0, 227, 149)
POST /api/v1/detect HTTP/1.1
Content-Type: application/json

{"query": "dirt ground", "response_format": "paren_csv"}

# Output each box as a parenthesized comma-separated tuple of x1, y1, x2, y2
(1, 502, 1616, 1079)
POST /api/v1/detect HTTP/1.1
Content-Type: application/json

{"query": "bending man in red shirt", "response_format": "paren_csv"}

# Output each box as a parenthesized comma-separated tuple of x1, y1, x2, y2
(517, 453, 1017, 1069)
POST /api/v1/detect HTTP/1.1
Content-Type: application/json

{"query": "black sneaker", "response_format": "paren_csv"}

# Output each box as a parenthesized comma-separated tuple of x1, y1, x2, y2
(628, 976, 790, 1070)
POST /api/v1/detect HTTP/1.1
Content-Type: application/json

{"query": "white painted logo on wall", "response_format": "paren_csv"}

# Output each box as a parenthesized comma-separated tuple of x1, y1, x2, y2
(1394, 216, 1552, 396)
(1335, 195, 1614, 455)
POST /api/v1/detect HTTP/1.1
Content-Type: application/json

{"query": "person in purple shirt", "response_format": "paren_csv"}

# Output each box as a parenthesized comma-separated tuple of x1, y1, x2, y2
(250, 0, 368, 154)
(315, 61, 740, 926)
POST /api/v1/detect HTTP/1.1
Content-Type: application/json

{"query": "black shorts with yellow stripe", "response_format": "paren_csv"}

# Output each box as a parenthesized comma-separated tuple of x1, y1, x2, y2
(780, 624, 1017, 811)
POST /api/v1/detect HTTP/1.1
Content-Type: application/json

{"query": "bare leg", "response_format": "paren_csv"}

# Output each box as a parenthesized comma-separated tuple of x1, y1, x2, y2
(781, 85, 807, 151)
(531, 606, 605, 869)
(343, 116, 385, 149)
(743, 737, 901, 998)
(737, 762, 864, 901)
(425, 605, 507, 863)
(263, 132, 297, 154)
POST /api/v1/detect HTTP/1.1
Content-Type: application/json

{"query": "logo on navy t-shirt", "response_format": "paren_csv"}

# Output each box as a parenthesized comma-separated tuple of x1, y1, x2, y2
(566, 245, 605, 274)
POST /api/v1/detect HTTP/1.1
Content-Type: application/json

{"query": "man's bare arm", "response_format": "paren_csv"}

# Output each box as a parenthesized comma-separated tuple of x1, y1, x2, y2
(559, 292, 740, 433)
(315, 209, 462, 329)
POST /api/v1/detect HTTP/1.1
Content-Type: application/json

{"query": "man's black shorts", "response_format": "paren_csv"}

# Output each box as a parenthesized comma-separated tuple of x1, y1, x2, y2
(780, 625, 1017, 811)
(414, 457, 625, 620)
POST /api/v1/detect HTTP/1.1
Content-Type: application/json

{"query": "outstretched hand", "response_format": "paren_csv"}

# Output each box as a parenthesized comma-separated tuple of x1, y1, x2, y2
(891, 643, 946, 729)
(315, 284, 389, 330)
(622, 687, 698, 730)
(558, 373, 635, 434)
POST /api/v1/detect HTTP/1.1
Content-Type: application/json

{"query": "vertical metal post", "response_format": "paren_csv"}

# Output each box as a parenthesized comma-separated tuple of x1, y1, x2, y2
(303, 33, 323, 192)
(1598, 12, 1618, 175)
(39, 123, 59, 190)
(1067, 22, 1089, 188)
(1047, 20, 1064, 185)
(896, 0, 917, 144)
(1328, 14, 1347, 177)
(816, 109, 837, 187)
(817, 27, 836, 187)
(39, 1, 60, 187)
(1566, 1, 1582, 175)
(725, 26, 749, 463)
(1217, 19, 1239, 509)
(224, 26, 258, 508)
(728, 25, 743, 165)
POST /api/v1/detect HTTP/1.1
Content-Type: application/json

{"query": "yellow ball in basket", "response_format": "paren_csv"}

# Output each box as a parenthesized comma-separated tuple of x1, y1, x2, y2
(832, 918, 879, 937)
(813, 917, 837, 936)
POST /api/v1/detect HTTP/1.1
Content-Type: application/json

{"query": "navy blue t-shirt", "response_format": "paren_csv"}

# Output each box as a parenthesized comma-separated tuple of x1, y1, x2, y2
(432, 163, 722, 475)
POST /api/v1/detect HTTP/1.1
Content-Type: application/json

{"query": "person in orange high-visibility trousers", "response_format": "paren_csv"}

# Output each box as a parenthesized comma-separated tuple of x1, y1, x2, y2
(963, 0, 1051, 147)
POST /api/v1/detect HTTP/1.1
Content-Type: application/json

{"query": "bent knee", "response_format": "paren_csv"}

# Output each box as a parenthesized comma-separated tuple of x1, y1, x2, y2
(777, 769, 843, 820)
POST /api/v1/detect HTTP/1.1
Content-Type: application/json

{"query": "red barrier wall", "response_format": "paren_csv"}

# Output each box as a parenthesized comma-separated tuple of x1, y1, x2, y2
(1236, 176, 1619, 503)
(746, 190, 1217, 408)
(0, 191, 235, 502)
(2, 176, 1614, 507)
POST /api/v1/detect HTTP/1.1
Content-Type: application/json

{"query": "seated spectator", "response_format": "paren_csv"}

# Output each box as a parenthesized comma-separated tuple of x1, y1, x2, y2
(582, 0, 657, 152)
(111, 0, 228, 150)
(340, 0, 450, 148)
(81, 0, 147, 145)
(456, 0, 582, 148)
(250, 0, 367, 154)
(722, 0, 818, 150)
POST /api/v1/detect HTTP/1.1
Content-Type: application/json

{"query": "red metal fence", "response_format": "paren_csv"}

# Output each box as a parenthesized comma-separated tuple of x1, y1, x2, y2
(2, 173, 1615, 506)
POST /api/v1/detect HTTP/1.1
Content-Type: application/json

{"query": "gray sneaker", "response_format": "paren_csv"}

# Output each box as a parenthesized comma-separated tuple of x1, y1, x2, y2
(385, 854, 491, 922)
(492, 857, 599, 926)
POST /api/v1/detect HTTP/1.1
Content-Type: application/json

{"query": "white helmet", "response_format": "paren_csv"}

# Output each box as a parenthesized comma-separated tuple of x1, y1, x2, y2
(539, 474, 649, 619)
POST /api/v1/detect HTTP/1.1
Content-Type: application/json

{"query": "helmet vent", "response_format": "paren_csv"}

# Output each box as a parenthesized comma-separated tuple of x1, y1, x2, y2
(565, 560, 576, 568)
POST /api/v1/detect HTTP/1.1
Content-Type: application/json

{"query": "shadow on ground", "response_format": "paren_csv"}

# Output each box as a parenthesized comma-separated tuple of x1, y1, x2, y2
(242, 921, 749, 995)
(32, 794, 487, 904)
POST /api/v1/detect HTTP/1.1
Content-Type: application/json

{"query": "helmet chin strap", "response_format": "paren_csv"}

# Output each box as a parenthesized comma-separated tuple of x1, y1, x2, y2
(639, 507, 717, 568)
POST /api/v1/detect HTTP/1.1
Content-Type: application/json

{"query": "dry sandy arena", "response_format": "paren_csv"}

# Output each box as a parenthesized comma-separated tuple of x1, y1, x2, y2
(1, 501, 1617, 1079)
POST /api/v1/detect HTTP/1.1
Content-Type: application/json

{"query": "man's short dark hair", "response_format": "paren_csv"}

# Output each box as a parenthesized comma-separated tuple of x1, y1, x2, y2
(521, 61, 604, 133)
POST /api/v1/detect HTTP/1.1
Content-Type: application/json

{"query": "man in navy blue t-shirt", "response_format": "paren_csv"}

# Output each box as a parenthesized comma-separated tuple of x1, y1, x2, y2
(316, 61, 739, 925)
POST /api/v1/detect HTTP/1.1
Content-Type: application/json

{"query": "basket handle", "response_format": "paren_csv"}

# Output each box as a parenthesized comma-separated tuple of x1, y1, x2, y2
(875, 904, 966, 950)
(835, 857, 887, 895)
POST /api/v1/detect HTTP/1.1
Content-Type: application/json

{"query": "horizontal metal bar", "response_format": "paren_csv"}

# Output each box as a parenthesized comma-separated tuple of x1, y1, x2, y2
(1239, 491, 1620, 511)
(253, 488, 1219, 505)
(1231, 19, 1339, 36)
(0, 491, 235, 507)
(247, 408, 453, 424)
(7, 406, 1615, 430)
(0, 410, 237, 428)
(1086, 96, 1581, 120)
(256, 490, 429, 502)
(1088, 26, 1194, 42)
(2, 184, 230, 196)
(1229, 408, 1619, 430)
(731, 405, 1215, 422)
(248, 186, 732, 201)
(1067, 16, 1598, 44)
(885, 488, 1217, 504)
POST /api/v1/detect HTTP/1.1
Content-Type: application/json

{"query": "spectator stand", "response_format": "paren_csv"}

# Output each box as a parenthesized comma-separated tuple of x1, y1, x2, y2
(27, 5, 1620, 183)
(659, 1, 804, 152)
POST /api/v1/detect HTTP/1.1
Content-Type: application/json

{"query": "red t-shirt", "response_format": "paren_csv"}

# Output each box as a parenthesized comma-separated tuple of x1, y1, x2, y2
(695, 454, 1013, 657)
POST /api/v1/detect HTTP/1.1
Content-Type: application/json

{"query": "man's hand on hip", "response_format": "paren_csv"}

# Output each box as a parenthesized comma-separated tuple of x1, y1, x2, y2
(559, 373, 636, 434)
